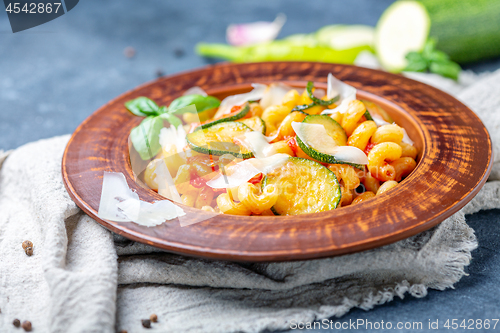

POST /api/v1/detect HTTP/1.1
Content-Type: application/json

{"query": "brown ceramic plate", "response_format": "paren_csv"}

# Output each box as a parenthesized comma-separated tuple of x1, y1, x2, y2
(62, 62, 492, 262)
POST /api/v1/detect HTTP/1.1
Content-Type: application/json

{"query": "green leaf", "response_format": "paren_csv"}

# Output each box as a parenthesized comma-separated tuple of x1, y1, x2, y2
(426, 50, 449, 62)
(168, 94, 220, 114)
(159, 113, 183, 127)
(421, 38, 437, 59)
(429, 61, 461, 81)
(125, 97, 160, 117)
(404, 58, 428, 72)
(157, 106, 168, 114)
(405, 51, 424, 62)
(130, 116, 164, 160)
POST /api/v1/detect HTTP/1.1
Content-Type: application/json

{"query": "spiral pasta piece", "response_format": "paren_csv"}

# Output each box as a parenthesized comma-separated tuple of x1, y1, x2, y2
(341, 100, 367, 136)
(370, 124, 404, 144)
(327, 164, 360, 191)
(361, 169, 380, 194)
(262, 104, 292, 135)
(367, 142, 402, 181)
(238, 183, 279, 214)
(173, 164, 199, 195)
(399, 142, 418, 160)
(351, 191, 376, 205)
(390, 157, 417, 182)
(376, 181, 398, 195)
(216, 193, 252, 215)
(281, 89, 301, 109)
(347, 120, 378, 151)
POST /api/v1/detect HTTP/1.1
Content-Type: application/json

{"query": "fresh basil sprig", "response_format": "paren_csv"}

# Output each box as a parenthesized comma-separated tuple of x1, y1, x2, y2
(125, 94, 221, 160)
(404, 39, 461, 81)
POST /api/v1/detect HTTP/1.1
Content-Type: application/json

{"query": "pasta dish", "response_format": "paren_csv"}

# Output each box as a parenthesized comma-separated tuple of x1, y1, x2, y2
(126, 74, 418, 216)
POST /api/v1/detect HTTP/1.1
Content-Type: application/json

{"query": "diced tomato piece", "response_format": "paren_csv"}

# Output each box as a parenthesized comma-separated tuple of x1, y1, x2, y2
(190, 176, 207, 188)
(364, 142, 376, 155)
(286, 136, 298, 154)
(248, 173, 263, 184)
(230, 105, 242, 113)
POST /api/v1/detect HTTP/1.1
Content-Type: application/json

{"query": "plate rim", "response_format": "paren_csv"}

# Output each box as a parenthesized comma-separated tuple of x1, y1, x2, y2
(62, 61, 493, 262)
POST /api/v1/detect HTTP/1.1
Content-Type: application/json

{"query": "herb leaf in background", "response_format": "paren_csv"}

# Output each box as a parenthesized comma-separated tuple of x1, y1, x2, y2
(169, 95, 220, 114)
(404, 39, 461, 80)
(124, 95, 223, 160)
(130, 116, 164, 160)
(159, 113, 183, 127)
(125, 97, 161, 116)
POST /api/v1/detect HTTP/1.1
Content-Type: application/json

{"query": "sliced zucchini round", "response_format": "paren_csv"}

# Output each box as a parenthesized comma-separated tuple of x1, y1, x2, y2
(263, 157, 341, 215)
(238, 116, 266, 134)
(364, 110, 374, 121)
(186, 121, 254, 158)
(296, 115, 364, 169)
(306, 81, 340, 106)
(303, 114, 347, 146)
(197, 103, 250, 130)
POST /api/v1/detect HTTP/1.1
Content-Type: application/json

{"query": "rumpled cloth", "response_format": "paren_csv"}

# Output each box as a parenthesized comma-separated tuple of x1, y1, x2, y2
(1, 69, 500, 333)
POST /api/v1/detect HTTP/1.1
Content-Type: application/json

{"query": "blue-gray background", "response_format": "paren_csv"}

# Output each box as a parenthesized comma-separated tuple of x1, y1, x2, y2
(0, 1, 498, 332)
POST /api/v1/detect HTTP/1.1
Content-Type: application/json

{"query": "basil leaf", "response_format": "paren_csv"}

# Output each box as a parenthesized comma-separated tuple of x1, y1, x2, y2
(159, 113, 183, 127)
(157, 106, 168, 114)
(421, 38, 437, 59)
(404, 58, 428, 72)
(426, 50, 449, 62)
(429, 61, 461, 81)
(125, 97, 160, 117)
(130, 116, 164, 160)
(405, 51, 424, 62)
(168, 94, 220, 114)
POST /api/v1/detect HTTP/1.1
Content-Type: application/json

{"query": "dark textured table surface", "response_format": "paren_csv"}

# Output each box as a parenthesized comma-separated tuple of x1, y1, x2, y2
(1, 1, 499, 331)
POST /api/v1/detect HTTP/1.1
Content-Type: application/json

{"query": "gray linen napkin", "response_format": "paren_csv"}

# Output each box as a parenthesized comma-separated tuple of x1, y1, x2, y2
(0, 69, 499, 333)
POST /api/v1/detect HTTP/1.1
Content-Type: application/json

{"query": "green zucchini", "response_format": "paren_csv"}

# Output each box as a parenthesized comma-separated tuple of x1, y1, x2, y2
(361, 100, 393, 123)
(186, 122, 254, 158)
(364, 110, 374, 121)
(376, 0, 500, 70)
(292, 103, 317, 113)
(315, 25, 375, 51)
(302, 115, 347, 146)
(197, 103, 250, 130)
(306, 81, 339, 106)
(420, 0, 500, 64)
(263, 157, 341, 215)
(238, 116, 266, 134)
(295, 116, 364, 169)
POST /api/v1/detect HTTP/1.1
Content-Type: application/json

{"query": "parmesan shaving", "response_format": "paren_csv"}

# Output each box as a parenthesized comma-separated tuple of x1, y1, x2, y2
(206, 154, 289, 189)
(292, 122, 368, 165)
(97, 172, 185, 227)
(215, 84, 267, 118)
(260, 83, 296, 109)
(237, 131, 273, 158)
(322, 73, 357, 115)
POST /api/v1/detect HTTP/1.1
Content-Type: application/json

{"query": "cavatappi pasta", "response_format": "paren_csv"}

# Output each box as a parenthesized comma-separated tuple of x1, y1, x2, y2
(136, 74, 418, 216)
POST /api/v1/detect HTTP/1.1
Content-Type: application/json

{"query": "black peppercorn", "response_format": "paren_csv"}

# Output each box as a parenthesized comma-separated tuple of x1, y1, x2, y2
(141, 319, 151, 328)
(21, 320, 32, 331)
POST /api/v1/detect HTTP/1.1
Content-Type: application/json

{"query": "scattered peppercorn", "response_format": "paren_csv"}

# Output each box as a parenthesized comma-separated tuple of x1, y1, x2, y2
(21, 320, 32, 331)
(141, 319, 151, 328)
(149, 314, 158, 323)
(174, 48, 185, 58)
(13, 319, 21, 327)
(25, 247, 33, 256)
(22, 240, 33, 250)
(155, 69, 165, 78)
(124, 46, 136, 58)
